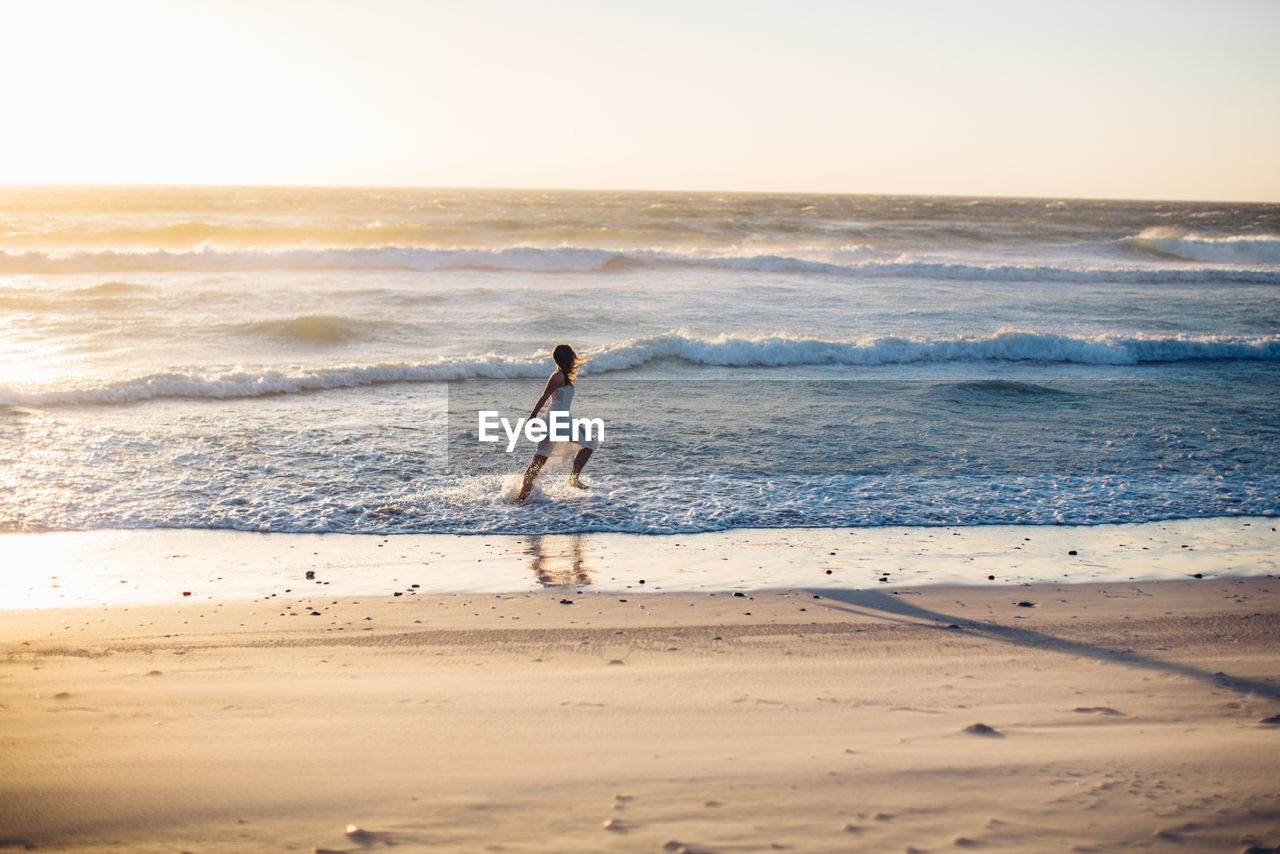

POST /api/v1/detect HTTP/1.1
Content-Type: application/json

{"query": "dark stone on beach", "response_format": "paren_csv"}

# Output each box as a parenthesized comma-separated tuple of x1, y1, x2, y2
(1068, 550, 1077, 555)
(344, 824, 377, 845)
(1016, 601, 1035, 607)
(963, 723, 1002, 737)
(878, 577, 888, 582)
(1259, 714, 1280, 726)
(946, 624, 961, 630)
(1192, 573, 1203, 578)
(182, 591, 192, 597)
(825, 569, 832, 574)
(813, 594, 821, 599)
(988, 575, 995, 580)
(309, 611, 321, 616)
(393, 592, 402, 597)
(639, 579, 645, 584)
(733, 592, 746, 597)
(305, 570, 315, 579)
(559, 598, 574, 605)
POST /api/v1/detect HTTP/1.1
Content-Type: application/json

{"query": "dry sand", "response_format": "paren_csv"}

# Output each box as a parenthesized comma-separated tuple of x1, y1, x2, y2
(3, 568, 1280, 853)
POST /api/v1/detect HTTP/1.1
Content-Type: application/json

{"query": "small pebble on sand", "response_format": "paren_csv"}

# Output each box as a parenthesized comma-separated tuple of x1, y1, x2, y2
(345, 824, 375, 845)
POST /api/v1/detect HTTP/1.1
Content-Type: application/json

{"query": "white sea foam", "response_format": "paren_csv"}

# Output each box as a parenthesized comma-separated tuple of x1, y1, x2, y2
(583, 331, 1280, 370)
(4, 331, 1277, 407)
(1123, 228, 1280, 264)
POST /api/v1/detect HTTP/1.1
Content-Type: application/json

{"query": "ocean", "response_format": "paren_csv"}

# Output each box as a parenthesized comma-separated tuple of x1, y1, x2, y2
(2, 186, 1278, 536)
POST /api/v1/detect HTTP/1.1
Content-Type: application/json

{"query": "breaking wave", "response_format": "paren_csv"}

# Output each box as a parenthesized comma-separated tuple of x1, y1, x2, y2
(2, 244, 1278, 283)
(4, 331, 1278, 407)
(1121, 228, 1280, 264)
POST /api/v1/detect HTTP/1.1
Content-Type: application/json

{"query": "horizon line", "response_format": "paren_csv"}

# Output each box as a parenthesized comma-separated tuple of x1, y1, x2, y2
(0, 182, 1275, 207)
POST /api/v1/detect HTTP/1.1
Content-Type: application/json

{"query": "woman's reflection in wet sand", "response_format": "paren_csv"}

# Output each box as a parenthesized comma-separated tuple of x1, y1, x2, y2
(525, 534, 591, 587)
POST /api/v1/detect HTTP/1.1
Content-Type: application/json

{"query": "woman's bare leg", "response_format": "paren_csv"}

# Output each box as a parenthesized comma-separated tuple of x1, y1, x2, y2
(517, 454, 548, 503)
(568, 448, 593, 489)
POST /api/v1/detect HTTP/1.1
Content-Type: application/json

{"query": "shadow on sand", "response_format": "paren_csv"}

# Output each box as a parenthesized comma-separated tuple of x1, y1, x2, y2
(807, 587, 1280, 702)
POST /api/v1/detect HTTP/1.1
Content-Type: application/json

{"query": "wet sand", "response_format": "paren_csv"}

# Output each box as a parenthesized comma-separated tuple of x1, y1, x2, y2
(3, 570, 1279, 852)
(3, 516, 1276, 609)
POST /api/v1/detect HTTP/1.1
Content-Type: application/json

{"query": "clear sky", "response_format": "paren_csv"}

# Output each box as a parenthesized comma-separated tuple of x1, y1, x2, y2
(2, 0, 1277, 201)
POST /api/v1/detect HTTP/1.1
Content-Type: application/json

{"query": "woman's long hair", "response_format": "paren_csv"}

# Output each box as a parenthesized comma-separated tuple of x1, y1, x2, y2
(552, 343, 581, 385)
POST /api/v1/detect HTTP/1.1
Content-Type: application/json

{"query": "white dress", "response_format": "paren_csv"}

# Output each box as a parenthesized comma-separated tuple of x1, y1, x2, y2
(536, 384, 601, 465)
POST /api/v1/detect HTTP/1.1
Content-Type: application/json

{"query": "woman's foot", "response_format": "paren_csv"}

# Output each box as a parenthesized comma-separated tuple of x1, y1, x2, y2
(516, 455, 548, 503)
(569, 448, 593, 490)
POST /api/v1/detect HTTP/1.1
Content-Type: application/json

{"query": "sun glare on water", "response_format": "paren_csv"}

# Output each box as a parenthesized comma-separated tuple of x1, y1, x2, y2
(0, 346, 62, 392)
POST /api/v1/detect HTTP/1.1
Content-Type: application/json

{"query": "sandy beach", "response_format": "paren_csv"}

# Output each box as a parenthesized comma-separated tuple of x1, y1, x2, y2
(3, 527, 1279, 853)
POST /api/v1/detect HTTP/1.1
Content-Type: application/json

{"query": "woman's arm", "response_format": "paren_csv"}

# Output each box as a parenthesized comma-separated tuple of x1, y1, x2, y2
(528, 371, 565, 421)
